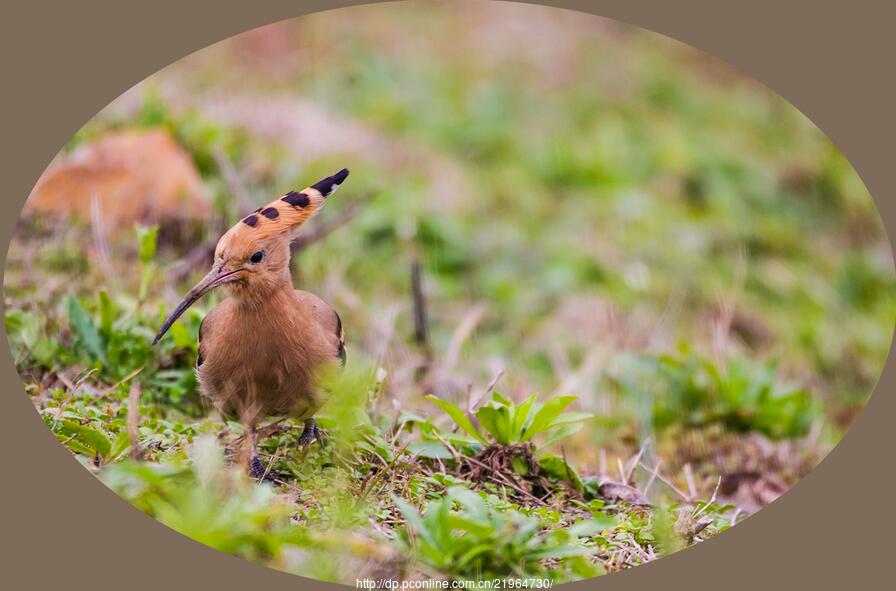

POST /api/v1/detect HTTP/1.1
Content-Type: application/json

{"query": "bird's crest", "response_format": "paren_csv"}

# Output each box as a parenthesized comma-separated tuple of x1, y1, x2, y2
(226, 168, 349, 242)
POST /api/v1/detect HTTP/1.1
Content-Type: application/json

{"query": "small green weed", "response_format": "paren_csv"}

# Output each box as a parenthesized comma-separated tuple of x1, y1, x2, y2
(394, 485, 603, 580)
(414, 391, 590, 453)
(620, 350, 821, 439)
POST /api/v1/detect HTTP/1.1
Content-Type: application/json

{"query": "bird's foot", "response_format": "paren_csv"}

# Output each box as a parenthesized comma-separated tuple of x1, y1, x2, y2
(249, 458, 284, 482)
(298, 419, 325, 447)
(249, 456, 267, 480)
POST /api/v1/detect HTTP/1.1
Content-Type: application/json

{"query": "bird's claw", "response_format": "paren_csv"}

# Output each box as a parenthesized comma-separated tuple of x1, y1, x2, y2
(298, 419, 325, 447)
(249, 456, 266, 480)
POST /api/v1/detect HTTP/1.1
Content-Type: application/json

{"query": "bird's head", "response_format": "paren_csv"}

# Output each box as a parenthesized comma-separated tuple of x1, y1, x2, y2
(152, 168, 349, 345)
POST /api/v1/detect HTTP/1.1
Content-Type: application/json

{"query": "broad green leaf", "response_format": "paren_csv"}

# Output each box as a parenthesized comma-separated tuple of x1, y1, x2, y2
(475, 405, 512, 444)
(455, 542, 493, 569)
(426, 395, 486, 444)
(425, 496, 453, 548)
(542, 422, 584, 448)
(512, 394, 537, 438)
(511, 456, 529, 476)
(568, 515, 617, 537)
(62, 437, 95, 457)
(13, 311, 57, 366)
(447, 515, 494, 539)
(441, 431, 483, 448)
(529, 544, 589, 560)
(521, 395, 576, 441)
(406, 439, 453, 459)
(490, 390, 512, 405)
(4, 309, 23, 334)
(393, 497, 430, 546)
(549, 411, 593, 427)
(448, 486, 487, 520)
(511, 517, 541, 547)
(108, 430, 131, 462)
(538, 453, 583, 492)
(67, 294, 106, 363)
(396, 411, 428, 426)
(474, 406, 499, 441)
(58, 420, 112, 458)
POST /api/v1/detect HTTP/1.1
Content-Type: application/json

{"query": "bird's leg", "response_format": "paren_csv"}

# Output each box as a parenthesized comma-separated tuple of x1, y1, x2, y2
(247, 424, 265, 479)
(298, 418, 324, 447)
(314, 421, 326, 448)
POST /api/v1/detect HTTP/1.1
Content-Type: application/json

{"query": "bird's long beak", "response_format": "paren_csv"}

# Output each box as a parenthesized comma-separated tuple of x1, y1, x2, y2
(152, 263, 243, 345)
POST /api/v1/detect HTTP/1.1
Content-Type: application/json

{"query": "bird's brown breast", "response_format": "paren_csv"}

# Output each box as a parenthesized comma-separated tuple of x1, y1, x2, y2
(196, 288, 342, 425)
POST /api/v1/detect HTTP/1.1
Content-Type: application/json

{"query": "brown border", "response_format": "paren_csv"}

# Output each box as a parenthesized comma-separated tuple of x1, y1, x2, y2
(1, 1, 893, 589)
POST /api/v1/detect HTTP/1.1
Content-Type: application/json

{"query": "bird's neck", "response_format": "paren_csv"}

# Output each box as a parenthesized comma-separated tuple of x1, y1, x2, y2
(229, 272, 293, 311)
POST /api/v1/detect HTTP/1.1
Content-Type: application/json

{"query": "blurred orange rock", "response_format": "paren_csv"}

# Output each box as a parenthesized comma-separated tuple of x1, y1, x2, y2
(26, 129, 208, 225)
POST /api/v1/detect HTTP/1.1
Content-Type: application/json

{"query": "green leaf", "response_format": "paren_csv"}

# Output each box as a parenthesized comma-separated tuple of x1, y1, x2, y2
(549, 411, 593, 427)
(441, 431, 483, 448)
(568, 515, 617, 537)
(11, 310, 57, 366)
(424, 496, 453, 548)
(651, 504, 686, 554)
(511, 455, 530, 476)
(63, 437, 95, 457)
(396, 411, 428, 426)
(490, 390, 512, 405)
(529, 544, 589, 560)
(473, 406, 497, 442)
(393, 497, 435, 548)
(136, 224, 159, 263)
(426, 395, 486, 444)
(97, 291, 115, 336)
(542, 423, 584, 448)
(521, 395, 576, 441)
(57, 420, 112, 458)
(455, 542, 493, 569)
(512, 394, 537, 438)
(447, 486, 488, 521)
(67, 295, 106, 363)
(406, 439, 453, 459)
(538, 453, 583, 492)
(108, 430, 131, 462)
(4, 309, 23, 334)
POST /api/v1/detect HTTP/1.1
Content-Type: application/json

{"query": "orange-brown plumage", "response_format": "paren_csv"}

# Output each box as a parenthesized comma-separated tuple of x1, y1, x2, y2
(153, 168, 350, 476)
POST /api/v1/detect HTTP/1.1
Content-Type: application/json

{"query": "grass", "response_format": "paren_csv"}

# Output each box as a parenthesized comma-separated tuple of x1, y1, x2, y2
(4, 2, 894, 584)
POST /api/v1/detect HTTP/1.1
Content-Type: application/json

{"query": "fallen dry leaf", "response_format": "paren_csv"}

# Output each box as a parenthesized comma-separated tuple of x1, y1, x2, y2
(27, 128, 208, 225)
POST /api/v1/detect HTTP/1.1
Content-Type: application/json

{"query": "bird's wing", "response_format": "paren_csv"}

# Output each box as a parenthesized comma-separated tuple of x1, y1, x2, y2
(334, 310, 347, 367)
(293, 290, 346, 366)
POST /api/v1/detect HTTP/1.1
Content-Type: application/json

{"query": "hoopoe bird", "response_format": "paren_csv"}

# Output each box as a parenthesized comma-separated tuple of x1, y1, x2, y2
(152, 168, 350, 478)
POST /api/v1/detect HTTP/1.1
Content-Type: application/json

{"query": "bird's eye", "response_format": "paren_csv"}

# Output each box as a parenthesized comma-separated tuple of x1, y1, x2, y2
(249, 251, 264, 264)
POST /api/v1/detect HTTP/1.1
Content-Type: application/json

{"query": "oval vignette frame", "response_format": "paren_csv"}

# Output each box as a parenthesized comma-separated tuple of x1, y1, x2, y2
(1, 2, 894, 591)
